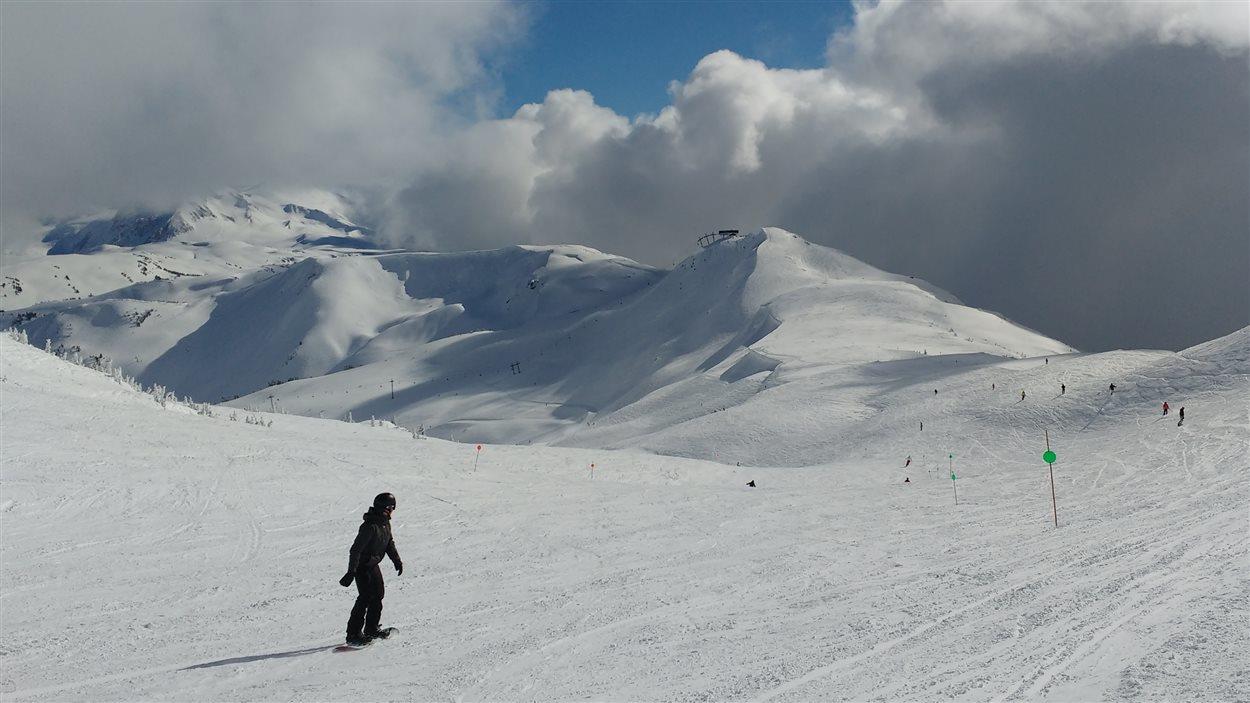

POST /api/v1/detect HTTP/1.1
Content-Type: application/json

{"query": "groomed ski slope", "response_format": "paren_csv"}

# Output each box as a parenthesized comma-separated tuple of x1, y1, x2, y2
(1, 330, 1247, 701)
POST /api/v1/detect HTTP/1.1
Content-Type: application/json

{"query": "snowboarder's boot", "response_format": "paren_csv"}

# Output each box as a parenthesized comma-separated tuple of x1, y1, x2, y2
(366, 627, 396, 640)
(346, 633, 371, 646)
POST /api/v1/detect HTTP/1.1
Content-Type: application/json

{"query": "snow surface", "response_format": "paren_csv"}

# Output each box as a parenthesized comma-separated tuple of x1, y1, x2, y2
(1, 325, 1246, 700)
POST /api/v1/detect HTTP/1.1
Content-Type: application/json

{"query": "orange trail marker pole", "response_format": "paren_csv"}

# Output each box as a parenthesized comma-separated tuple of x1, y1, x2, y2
(589, 462, 595, 480)
(473, 444, 482, 472)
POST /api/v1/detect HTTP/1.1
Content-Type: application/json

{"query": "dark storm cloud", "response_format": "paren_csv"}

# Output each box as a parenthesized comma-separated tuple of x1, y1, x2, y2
(775, 44, 1249, 352)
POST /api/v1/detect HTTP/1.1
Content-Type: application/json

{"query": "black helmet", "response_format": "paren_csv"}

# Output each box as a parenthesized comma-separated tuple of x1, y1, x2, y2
(373, 492, 396, 510)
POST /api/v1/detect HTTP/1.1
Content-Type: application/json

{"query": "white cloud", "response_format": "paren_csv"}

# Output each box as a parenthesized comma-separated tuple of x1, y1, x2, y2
(832, 0, 1248, 77)
(0, 1, 526, 249)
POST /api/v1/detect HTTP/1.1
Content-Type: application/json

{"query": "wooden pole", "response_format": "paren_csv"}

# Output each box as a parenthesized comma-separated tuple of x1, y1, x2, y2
(1046, 430, 1058, 528)
(950, 454, 957, 505)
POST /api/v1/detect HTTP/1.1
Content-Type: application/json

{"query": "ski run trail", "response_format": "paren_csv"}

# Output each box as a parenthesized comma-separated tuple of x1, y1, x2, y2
(1, 326, 1247, 701)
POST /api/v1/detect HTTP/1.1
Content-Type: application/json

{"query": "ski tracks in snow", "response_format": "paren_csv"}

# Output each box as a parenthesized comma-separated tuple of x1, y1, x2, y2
(751, 452, 1245, 701)
(455, 595, 722, 701)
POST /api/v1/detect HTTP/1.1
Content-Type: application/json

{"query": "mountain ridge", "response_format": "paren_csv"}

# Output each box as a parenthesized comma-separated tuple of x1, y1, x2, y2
(3, 212, 1093, 461)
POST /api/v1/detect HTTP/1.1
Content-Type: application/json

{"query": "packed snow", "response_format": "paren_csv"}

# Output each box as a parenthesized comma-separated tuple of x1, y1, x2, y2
(1, 320, 1245, 700)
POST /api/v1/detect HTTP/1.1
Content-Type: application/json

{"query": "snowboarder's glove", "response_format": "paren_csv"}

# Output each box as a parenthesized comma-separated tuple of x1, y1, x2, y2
(339, 572, 354, 587)
(394, 560, 403, 576)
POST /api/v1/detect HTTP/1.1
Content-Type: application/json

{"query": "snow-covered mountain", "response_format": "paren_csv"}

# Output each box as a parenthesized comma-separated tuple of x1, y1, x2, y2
(0, 189, 375, 310)
(41, 190, 373, 255)
(2, 226, 1076, 460)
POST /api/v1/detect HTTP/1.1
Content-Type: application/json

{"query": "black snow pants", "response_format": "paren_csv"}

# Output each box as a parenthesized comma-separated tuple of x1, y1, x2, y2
(346, 564, 385, 637)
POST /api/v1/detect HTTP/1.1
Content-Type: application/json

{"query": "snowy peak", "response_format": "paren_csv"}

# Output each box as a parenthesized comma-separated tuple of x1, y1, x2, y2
(42, 211, 185, 255)
(687, 227, 961, 307)
(656, 228, 1057, 364)
(39, 189, 372, 255)
(4, 188, 378, 308)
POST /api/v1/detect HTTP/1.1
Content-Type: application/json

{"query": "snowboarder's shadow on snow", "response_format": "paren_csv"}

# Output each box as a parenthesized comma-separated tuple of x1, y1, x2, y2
(180, 644, 335, 670)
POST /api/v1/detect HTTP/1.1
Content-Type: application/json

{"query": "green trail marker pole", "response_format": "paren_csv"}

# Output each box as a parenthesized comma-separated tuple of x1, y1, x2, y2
(1043, 431, 1058, 528)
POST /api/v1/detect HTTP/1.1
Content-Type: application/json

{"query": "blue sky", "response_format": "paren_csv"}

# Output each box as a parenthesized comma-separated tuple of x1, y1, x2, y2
(501, 1, 855, 117)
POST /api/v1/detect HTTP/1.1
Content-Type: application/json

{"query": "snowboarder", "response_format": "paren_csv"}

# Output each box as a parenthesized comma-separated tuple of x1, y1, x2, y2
(1162, 402, 1169, 416)
(905, 456, 912, 468)
(747, 480, 756, 488)
(1109, 383, 1116, 394)
(339, 492, 402, 646)
(1178, 407, 1185, 426)
(1061, 383, 1066, 395)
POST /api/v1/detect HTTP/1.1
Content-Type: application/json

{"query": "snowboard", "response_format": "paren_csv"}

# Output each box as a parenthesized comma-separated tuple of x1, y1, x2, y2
(334, 627, 396, 652)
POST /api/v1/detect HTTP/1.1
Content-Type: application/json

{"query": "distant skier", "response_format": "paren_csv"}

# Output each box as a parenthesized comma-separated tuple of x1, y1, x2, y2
(919, 421, 924, 432)
(1061, 383, 1066, 395)
(339, 492, 402, 646)
(747, 480, 756, 488)
(1109, 383, 1116, 394)
(1021, 390, 1026, 401)
(905, 456, 912, 468)
(1045, 358, 1048, 365)
(1178, 407, 1185, 426)
(903, 477, 911, 484)
(1162, 402, 1169, 416)
(934, 389, 938, 396)
(992, 383, 996, 390)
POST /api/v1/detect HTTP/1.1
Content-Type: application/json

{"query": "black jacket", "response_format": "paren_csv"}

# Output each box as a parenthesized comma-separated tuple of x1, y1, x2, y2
(348, 507, 401, 573)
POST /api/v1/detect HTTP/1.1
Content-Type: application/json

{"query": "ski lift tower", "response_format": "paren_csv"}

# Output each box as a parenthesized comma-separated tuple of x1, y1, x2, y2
(697, 229, 741, 248)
